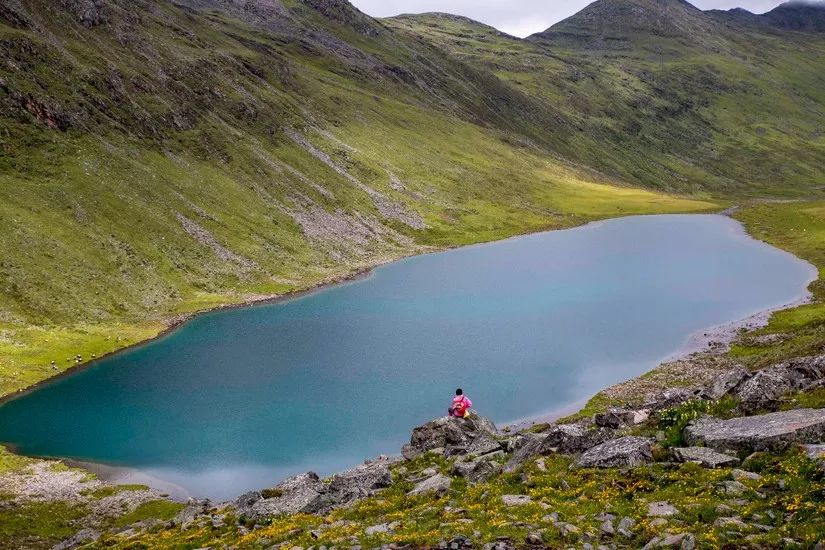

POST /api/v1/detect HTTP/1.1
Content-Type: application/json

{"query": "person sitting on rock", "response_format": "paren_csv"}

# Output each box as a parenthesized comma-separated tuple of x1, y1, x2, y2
(448, 388, 472, 418)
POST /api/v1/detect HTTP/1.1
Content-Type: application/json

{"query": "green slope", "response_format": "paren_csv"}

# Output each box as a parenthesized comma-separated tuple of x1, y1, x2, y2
(385, 0, 825, 194)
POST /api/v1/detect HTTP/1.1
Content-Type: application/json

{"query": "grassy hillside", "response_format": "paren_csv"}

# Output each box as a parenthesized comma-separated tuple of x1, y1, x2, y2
(0, 0, 717, 397)
(386, 2, 825, 195)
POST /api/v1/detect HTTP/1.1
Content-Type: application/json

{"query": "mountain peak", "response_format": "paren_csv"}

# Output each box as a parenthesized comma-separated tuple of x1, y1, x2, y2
(708, 0, 825, 32)
(763, 0, 825, 31)
(528, 0, 719, 50)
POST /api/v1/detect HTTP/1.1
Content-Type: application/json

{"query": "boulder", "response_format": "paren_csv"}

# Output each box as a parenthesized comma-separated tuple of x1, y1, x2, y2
(502, 433, 545, 472)
(594, 408, 650, 429)
(673, 447, 740, 468)
(403, 414, 497, 460)
(408, 473, 452, 497)
(735, 357, 825, 413)
(731, 469, 761, 482)
(544, 423, 614, 453)
(701, 367, 750, 400)
(324, 458, 394, 506)
(574, 436, 653, 468)
(734, 367, 796, 413)
(684, 408, 825, 452)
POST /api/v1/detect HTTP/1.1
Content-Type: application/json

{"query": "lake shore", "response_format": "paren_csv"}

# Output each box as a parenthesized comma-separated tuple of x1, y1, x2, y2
(1, 211, 817, 504)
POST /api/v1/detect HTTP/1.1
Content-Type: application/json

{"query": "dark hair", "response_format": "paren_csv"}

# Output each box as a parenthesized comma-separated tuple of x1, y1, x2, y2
(456, 388, 463, 396)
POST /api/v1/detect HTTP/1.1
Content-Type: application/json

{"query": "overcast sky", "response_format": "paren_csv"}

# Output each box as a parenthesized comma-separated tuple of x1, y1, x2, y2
(350, 0, 790, 38)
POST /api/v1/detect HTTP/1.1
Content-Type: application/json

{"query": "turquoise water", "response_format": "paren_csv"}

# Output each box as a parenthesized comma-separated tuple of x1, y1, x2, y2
(0, 215, 815, 499)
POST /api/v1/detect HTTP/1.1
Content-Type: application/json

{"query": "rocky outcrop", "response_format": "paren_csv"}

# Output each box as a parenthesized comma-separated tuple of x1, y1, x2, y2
(684, 408, 825, 452)
(324, 457, 395, 505)
(452, 452, 503, 483)
(503, 423, 613, 472)
(733, 356, 825, 413)
(233, 458, 395, 520)
(733, 367, 796, 413)
(52, 528, 101, 550)
(402, 414, 498, 460)
(574, 436, 653, 468)
(234, 472, 326, 520)
(673, 447, 739, 468)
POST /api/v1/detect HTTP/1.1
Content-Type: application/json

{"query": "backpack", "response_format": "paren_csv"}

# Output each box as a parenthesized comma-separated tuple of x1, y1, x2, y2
(452, 396, 469, 417)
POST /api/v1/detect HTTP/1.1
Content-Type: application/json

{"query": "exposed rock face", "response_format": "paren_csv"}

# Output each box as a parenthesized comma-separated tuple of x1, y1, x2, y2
(402, 414, 498, 460)
(62, 0, 106, 27)
(701, 367, 750, 400)
(574, 436, 653, 468)
(233, 458, 395, 520)
(684, 408, 825, 452)
(503, 423, 613, 472)
(673, 447, 739, 468)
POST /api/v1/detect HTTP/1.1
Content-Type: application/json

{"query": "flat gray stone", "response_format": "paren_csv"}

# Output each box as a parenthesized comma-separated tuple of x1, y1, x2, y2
(501, 494, 532, 506)
(408, 474, 452, 496)
(647, 501, 678, 517)
(575, 436, 653, 469)
(673, 447, 740, 468)
(683, 408, 825, 452)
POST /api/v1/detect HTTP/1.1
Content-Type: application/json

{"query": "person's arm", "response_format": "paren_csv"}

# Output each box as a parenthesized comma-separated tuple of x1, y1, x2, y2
(466, 396, 473, 408)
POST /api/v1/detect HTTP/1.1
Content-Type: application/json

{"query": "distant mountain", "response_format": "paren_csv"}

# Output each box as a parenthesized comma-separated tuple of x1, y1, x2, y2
(708, 1, 825, 32)
(527, 0, 722, 51)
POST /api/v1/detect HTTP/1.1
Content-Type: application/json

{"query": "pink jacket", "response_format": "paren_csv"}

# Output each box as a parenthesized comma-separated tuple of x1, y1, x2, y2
(451, 395, 472, 416)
